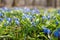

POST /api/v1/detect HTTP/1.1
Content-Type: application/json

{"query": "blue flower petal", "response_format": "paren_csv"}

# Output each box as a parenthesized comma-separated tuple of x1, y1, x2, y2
(54, 28, 60, 37)
(0, 18, 3, 21)
(0, 12, 3, 16)
(58, 10, 60, 14)
(42, 27, 51, 34)
(6, 18, 12, 22)
(56, 21, 59, 25)
(15, 20, 20, 25)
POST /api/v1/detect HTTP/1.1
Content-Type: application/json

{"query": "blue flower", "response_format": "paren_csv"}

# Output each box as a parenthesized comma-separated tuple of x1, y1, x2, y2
(58, 10, 60, 14)
(29, 16, 33, 21)
(42, 16, 45, 19)
(31, 8, 40, 14)
(0, 12, 3, 17)
(6, 18, 12, 22)
(23, 8, 30, 13)
(23, 14, 28, 18)
(46, 14, 50, 20)
(54, 28, 60, 37)
(0, 18, 3, 21)
(7, 9, 11, 12)
(22, 16, 26, 19)
(42, 16, 45, 22)
(42, 16, 47, 19)
(42, 27, 51, 34)
(15, 18, 19, 21)
(4, 23, 7, 26)
(42, 16, 47, 22)
(22, 14, 28, 19)
(14, 18, 20, 25)
(56, 21, 59, 25)
(47, 15, 50, 20)
(15, 20, 20, 25)
(31, 22, 36, 27)
(23, 14, 32, 19)
(2, 7, 8, 11)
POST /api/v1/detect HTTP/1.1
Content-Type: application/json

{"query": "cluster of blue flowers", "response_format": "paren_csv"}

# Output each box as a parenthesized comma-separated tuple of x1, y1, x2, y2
(0, 7, 20, 26)
(0, 7, 60, 40)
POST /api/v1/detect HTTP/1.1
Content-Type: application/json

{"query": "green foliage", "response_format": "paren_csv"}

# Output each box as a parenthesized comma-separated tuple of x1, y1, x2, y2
(0, 8, 60, 40)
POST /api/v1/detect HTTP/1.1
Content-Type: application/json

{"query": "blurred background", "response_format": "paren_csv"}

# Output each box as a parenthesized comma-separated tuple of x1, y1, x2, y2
(0, 0, 60, 8)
